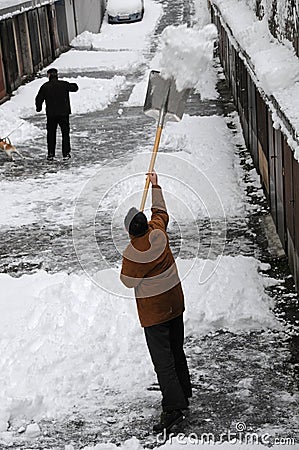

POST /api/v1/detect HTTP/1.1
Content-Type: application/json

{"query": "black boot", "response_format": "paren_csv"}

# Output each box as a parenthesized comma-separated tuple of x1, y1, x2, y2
(153, 410, 185, 433)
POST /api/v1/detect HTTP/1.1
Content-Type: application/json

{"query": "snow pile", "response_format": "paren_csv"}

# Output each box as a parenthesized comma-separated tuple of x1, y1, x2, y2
(0, 269, 150, 427)
(183, 256, 278, 334)
(0, 256, 278, 424)
(159, 24, 218, 93)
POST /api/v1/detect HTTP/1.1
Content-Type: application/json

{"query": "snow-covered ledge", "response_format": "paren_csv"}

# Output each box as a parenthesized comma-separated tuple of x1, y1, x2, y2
(210, 0, 299, 162)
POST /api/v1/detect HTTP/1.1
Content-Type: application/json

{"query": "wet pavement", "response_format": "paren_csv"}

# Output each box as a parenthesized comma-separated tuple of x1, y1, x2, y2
(0, 0, 298, 448)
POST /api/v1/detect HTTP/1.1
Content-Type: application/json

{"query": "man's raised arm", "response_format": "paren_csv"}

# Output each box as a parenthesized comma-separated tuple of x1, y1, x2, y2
(149, 172, 169, 230)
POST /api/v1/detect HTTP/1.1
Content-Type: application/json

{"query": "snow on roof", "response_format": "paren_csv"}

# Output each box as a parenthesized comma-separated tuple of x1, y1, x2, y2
(211, 0, 299, 161)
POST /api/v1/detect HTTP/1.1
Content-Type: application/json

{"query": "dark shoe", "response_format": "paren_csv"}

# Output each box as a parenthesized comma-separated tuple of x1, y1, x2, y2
(47, 156, 54, 161)
(153, 410, 184, 433)
(63, 154, 71, 160)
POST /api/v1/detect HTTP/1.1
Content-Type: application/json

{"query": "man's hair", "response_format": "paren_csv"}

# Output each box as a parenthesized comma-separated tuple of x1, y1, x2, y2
(47, 68, 58, 80)
(124, 207, 148, 237)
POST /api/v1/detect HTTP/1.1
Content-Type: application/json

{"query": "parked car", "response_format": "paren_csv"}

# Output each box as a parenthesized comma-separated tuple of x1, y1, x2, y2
(107, 0, 144, 24)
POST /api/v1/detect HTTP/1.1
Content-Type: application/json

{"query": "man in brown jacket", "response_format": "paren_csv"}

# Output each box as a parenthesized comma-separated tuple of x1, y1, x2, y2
(120, 172, 192, 433)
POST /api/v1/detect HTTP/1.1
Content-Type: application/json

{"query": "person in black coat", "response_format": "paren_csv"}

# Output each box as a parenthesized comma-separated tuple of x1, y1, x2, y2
(35, 68, 79, 160)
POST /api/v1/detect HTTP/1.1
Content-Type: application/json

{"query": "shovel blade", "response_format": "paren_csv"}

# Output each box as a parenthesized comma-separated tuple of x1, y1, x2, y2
(143, 70, 190, 122)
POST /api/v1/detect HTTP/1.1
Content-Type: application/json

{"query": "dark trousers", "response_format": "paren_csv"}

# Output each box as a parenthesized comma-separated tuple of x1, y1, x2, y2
(144, 315, 192, 412)
(47, 115, 71, 157)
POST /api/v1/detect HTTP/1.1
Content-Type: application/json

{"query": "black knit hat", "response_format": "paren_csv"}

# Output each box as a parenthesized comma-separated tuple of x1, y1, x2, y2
(124, 207, 148, 237)
(47, 68, 58, 79)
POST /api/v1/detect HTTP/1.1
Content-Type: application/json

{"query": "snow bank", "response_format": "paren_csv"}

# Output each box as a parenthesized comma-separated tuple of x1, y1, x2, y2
(159, 24, 218, 93)
(71, 0, 162, 51)
(0, 256, 278, 424)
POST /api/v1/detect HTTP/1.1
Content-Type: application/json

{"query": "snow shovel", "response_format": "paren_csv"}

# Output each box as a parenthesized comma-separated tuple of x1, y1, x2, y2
(140, 70, 190, 211)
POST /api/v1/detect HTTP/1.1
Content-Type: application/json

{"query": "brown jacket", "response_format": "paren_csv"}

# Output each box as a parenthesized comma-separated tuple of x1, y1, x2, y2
(120, 185, 184, 327)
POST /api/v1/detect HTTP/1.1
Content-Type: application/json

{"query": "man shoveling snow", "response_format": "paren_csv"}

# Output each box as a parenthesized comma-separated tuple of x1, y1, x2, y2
(120, 172, 192, 433)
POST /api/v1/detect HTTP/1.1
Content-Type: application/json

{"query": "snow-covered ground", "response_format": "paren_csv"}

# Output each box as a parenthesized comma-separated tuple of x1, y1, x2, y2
(0, 256, 279, 428)
(0, 0, 297, 448)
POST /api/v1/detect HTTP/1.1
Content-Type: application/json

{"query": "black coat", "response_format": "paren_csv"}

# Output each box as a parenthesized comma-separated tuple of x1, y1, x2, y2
(35, 78, 79, 117)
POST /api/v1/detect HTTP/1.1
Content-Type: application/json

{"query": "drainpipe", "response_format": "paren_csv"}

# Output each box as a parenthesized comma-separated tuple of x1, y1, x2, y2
(72, 0, 78, 36)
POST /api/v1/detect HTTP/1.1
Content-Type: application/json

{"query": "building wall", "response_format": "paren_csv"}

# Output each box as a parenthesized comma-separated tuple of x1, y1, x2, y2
(211, 5, 299, 291)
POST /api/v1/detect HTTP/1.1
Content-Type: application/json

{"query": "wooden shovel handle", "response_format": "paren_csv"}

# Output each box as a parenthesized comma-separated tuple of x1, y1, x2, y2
(140, 125, 163, 211)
